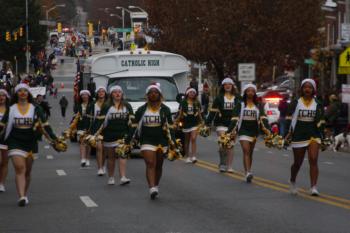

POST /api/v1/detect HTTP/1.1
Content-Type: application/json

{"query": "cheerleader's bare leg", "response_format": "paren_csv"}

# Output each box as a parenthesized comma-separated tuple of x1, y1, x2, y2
(106, 147, 116, 178)
(190, 130, 198, 160)
(11, 156, 27, 198)
(290, 147, 307, 183)
(96, 141, 104, 170)
(142, 150, 157, 188)
(155, 151, 164, 186)
(240, 141, 251, 173)
(184, 132, 191, 159)
(24, 157, 33, 195)
(118, 158, 127, 179)
(0, 150, 9, 188)
(307, 142, 319, 187)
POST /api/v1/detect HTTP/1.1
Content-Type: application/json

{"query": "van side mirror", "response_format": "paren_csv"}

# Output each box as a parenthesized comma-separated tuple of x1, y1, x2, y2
(176, 93, 185, 103)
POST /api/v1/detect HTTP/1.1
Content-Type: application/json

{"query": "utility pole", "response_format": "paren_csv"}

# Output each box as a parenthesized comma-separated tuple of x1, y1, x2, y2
(25, 0, 30, 74)
(346, 0, 350, 123)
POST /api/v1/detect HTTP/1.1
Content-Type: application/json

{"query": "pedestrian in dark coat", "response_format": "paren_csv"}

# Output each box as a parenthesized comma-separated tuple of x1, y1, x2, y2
(59, 95, 69, 118)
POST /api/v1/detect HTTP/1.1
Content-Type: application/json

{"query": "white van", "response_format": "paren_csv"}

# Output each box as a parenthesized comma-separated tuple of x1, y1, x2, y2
(82, 49, 190, 116)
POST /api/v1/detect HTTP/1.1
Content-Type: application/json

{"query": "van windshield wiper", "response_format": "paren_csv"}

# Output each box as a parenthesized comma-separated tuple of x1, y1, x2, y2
(90, 69, 129, 78)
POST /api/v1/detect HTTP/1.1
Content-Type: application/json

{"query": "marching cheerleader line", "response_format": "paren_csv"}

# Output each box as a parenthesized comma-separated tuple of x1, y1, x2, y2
(0, 78, 329, 206)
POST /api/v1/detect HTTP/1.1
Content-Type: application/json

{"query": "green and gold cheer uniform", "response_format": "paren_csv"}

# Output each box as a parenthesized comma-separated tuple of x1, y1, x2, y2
(91, 102, 134, 148)
(0, 107, 8, 150)
(228, 102, 270, 142)
(177, 100, 202, 133)
(127, 103, 175, 154)
(1, 103, 57, 158)
(206, 94, 241, 132)
(285, 97, 325, 148)
(73, 102, 93, 138)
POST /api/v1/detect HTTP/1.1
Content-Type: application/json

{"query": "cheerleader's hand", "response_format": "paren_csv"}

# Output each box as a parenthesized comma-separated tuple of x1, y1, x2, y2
(321, 137, 332, 152)
(199, 124, 211, 137)
(85, 135, 97, 148)
(229, 132, 236, 140)
(63, 129, 71, 139)
(167, 148, 182, 161)
(52, 137, 68, 152)
(264, 134, 274, 148)
(115, 144, 131, 159)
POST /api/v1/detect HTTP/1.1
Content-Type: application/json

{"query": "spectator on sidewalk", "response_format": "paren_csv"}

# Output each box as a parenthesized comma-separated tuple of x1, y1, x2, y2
(201, 82, 210, 117)
(325, 94, 341, 135)
(59, 95, 68, 118)
(278, 96, 289, 137)
(36, 94, 51, 119)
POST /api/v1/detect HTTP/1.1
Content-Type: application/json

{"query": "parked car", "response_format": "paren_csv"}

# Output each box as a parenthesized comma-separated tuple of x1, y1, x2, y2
(264, 101, 280, 125)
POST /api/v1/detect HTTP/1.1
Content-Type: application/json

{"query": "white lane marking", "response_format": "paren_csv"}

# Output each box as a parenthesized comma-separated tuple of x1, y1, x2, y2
(283, 154, 289, 157)
(80, 196, 98, 207)
(254, 148, 259, 152)
(46, 155, 54, 160)
(304, 158, 308, 161)
(44, 145, 50, 149)
(323, 161, 334, 165)
(56, 170, 67, 176)
(267, 151, 273, 154)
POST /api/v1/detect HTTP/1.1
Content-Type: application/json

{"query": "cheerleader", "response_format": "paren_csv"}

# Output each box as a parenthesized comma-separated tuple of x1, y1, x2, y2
(91, 86, 108, 176)
(0, 89, 9, 192)
(285, 79, 325, 196)
(73, 90, 93, 167)
(227, 84, 270, 183)
(0, 84, 62, 206)
(205, 78, 240, 172)
(176, 88, 202, 163)
(89, 86, 132, 185)
(126, 83, 176, 199)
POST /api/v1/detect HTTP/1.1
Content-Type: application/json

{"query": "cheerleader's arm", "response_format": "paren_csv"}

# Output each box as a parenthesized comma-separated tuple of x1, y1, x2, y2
(36, 107, 58, 141)
(0, 109, 9, 136)
(227, 103, 241, 134)
(259, 105, 271, 135)
(205, 97, 220, 126)
(90, 105, 107, 135)
(125, 105, 142, 144)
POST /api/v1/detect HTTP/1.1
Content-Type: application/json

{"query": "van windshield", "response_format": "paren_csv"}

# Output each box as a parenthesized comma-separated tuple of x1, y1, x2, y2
(108, 77, 178, 102)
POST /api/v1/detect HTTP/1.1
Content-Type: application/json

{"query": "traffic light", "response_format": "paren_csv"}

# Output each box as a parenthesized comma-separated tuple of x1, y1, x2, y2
(57, 22, 62, 33)
(6, 31, 11, 42)
(14, 32, 18, 41)
(19, 27, 23, 37)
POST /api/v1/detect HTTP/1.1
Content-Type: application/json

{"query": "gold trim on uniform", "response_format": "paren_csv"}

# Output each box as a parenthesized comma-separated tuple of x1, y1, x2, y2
(96, 115, 106, 120)
(209, 108, 220, 112)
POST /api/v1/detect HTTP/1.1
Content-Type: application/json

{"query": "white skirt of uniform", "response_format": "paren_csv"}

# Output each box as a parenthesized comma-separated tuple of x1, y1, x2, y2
(216, 126, 228, 133)
(103, 141, 121, 148)
(8, 149, 37, 159)
(140, 144, 168, 154)
(291, 138, 321, 148)
(182, 126, 198, 133)
(0, 144, 8, 150)
(239, 135, 257, 142)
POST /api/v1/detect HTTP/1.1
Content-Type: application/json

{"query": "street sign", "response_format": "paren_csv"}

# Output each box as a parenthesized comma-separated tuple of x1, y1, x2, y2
(39, 20, 56, 26)
(338, 47, 350, 74)
(238, 63, 256, 81)
(116, 28, 132, 33)
(304, 58, 316, 65)
(342, 23, 350, 41)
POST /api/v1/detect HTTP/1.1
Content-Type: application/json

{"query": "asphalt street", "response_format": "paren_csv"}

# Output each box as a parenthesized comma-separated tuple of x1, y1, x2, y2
(0, 58, 349, 233)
